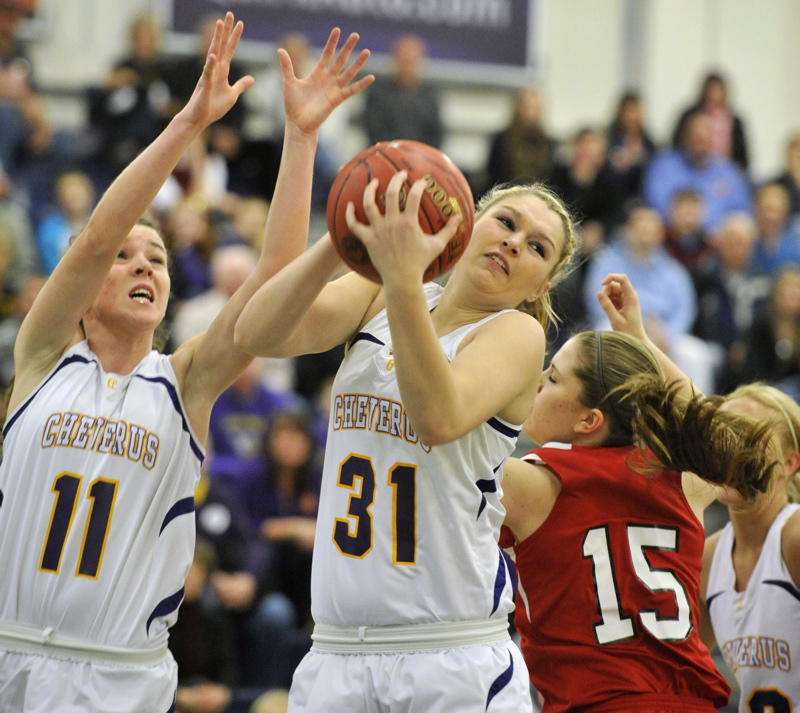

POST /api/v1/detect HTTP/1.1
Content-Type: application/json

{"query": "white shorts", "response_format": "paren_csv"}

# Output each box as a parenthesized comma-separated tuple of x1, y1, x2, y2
(287, 637, 533, 713)
(0, 649, 177, 713)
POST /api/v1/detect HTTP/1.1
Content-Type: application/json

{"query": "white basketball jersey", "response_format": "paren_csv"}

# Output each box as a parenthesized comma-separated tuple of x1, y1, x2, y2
(311, 283, 521, 628)
(706, 503, 800, 713)
(0, 341, 204, 650)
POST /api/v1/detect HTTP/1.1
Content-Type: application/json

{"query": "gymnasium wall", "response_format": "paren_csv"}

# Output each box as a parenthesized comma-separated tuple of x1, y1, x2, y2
(24, 0, 800, 183)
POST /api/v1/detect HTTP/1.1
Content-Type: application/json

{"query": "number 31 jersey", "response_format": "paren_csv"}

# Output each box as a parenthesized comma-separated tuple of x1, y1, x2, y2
(0, 340, 204, 650)
(312, 283, 521, 628)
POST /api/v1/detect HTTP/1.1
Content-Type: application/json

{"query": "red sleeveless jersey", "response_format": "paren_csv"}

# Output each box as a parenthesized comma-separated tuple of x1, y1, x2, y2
(505, 444, 729, 713)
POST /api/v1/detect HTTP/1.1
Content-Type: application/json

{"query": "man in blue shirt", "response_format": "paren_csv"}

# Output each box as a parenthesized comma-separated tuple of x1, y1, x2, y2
(644, 109, 752, 233)
(584, 203, 723, 393)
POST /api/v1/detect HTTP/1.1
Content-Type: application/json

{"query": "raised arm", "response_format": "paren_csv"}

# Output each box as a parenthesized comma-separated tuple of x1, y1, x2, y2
(349, 173, 545, 444)
(176, 30, 373, 431)
(13, 13, 252, 398)
(596, 272, 694, 394)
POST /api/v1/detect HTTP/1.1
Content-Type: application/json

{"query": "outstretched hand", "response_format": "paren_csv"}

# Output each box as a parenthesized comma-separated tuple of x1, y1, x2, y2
(596, 273, 648, 341)
(347, 170, 461, 284)
(180, 12, 254, 129)
(280, 28, 374, 135)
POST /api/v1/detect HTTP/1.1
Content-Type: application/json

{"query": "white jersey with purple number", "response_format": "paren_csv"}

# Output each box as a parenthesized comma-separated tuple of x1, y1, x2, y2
(0, 340, 204, 650)
(706, 503, 800, 713)
(311, 282, 520, 628)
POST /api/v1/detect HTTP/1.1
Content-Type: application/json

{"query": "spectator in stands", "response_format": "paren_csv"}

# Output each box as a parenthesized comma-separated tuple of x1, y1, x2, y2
(644, 109, 752, 233)
(87, 13, 174, 183)
(672, 71, 750, 174)
(485, 85, 557, 190)
(750, 182, 800, 275)
(0, 162, 38, 289)
(171, 537, 270, 713)
(222, 197, 270, 249)
(690, 211, 771, 392)
(245, 33, 345, 208)
(34, 169, 94, 274)
(0, 223, 16, 321)
(0, 271, 44, 388)
(663, 188, 712, 267)
(739, 264, 800, 398)
(605, 90, 656, 208)
(0, 0, 51, 185)
(769, 132, 800, 218)
(584, 202, 721, 393)
(165, 16, 253, 205)
(547, 126, 622, 244)
(173, 243, 257, 347)
(544, 126, 622, 348)
(165, 193, 218, 303)
(207, 357, 298, 488)
(239, 410, 320, 626)
(362, 34, 443, 149)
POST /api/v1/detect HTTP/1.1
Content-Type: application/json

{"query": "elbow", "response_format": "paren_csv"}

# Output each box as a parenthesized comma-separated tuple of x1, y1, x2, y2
(233, 320, 257, 355)
(411, 418, 460, 447)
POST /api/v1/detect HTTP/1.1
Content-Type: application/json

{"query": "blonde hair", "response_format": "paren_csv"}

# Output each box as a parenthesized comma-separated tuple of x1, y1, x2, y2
(475, 182, 579, 333)
(723, 382, 800, 503)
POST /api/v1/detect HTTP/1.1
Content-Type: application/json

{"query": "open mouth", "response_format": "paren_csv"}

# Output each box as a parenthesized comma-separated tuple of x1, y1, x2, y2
(130, 288, 154, 303)
(488, 254, 508, 274)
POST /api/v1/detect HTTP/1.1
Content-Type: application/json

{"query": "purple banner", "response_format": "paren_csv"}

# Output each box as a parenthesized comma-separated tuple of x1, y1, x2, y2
(166, 0, 534, 72)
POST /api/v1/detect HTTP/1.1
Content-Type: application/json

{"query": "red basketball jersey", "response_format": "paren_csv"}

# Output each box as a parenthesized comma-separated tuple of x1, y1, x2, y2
(506, 444, 729, 713)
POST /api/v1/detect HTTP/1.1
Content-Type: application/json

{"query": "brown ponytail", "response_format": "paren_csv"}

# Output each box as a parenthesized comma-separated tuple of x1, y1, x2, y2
(630, 376, 777, 500)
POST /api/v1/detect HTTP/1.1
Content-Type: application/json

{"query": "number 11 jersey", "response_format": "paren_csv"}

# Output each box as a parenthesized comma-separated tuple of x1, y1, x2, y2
(0, 340, 204, 650)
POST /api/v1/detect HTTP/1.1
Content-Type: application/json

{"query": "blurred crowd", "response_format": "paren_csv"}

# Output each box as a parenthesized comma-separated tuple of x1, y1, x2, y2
(2, 5, 800, 711)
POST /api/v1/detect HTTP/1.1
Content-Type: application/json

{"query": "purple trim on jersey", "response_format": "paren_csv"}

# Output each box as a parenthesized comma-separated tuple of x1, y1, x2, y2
(491, 549, 509, 615)
(3, 353, 93, 438)
(485, 650, 514, 710)
(706, 591, 723, 612)
(476, 477, 498, 519)
(486, 417, 519, 439)
(165, 693, 177, 713)
(146, 586, 185, 634)
(134, 375, 204, 462)
(500, 547, 518, 600)
(351, 332, 385, 347)
(764, 578, 800, 602)
(159, 496, 195, 535)
(0, 488, 3, 509)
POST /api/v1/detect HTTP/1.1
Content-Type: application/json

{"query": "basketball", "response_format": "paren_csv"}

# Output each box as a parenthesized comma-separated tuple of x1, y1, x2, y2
(326, 140, 474, 283)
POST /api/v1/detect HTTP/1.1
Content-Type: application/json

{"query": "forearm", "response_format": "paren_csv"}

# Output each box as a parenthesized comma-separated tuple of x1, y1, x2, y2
(83, 110, 205, 256)
(252, 122, 318, 281)
(235, 238, 343, 356)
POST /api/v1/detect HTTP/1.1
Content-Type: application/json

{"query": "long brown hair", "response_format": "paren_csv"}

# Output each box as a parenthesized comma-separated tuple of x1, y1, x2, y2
(569, 330, 776, 499)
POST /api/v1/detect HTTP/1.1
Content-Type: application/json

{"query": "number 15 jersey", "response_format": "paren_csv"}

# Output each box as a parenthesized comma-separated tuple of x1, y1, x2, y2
(507, 444, 729, 712)
(312, 283, 521, 628)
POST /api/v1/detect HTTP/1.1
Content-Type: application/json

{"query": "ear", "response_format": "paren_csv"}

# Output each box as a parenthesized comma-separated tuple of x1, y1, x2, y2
(784, 451, 800, 478)
(573, 407, 606, 437)
(527, 281, 551, 304)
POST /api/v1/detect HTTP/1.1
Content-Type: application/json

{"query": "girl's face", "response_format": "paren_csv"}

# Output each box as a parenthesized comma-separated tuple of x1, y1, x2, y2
(89, 225, 170, 334)
(460, 194, 564, 309)
(717, 397, 785, 507)
(525, 337, 590, 446)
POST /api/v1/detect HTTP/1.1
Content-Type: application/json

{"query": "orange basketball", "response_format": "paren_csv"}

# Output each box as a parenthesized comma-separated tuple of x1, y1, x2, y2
(326, 140, 474, 284)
